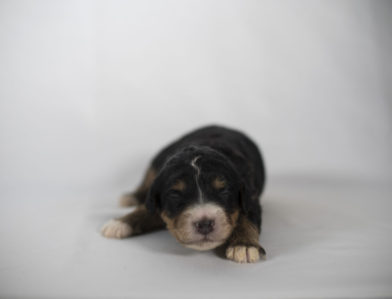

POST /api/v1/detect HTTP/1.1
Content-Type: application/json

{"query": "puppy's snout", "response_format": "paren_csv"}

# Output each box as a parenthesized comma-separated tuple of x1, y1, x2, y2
(194, 218, 215, 235)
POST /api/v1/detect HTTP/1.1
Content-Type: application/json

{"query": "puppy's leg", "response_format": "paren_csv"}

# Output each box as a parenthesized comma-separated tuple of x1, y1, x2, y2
(101, 206, 165, 239)
(225, 216, 266, 263)
(119, 167, 156, 207)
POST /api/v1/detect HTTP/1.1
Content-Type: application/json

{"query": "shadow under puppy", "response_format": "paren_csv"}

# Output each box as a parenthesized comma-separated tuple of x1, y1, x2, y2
(101, 125, 266, 263)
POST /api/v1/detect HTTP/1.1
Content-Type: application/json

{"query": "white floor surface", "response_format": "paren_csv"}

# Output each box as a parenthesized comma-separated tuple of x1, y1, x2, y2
(1, 176, 391, 299)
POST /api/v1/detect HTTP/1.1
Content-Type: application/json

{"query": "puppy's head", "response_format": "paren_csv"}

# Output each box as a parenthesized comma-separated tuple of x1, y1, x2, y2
(146, 146, 248, 251)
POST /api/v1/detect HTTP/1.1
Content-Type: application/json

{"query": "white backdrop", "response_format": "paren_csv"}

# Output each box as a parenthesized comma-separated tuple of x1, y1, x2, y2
(1, 1, 392, 298)
(1, 0, 391, 197)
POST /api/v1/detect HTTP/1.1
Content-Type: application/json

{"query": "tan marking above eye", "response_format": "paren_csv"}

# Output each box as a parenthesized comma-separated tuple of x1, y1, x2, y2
(171, 180, 186, 191)
(212, 177, 226, 189)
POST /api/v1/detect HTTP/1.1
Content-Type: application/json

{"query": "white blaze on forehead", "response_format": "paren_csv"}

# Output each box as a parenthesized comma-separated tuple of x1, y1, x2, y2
(190, 155, 203, 203)
(190, 156, 201, 175)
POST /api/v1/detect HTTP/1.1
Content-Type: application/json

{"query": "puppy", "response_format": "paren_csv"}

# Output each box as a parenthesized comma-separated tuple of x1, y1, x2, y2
(101, 125, 266, 263)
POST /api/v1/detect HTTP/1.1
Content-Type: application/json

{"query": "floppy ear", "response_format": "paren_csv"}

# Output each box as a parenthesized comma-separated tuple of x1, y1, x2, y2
(145, 176, 161, 214)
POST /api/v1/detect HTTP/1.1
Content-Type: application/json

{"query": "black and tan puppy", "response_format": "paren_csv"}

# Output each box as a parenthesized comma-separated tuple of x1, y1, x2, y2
(101, 125, 266, 263)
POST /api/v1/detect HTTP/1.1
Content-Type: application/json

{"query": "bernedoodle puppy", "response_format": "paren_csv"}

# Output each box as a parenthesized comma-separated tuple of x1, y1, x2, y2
(101, 125, 266, 263)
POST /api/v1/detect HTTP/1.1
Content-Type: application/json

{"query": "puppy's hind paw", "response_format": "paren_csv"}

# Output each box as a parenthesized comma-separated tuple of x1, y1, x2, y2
(101, 219, 133, 239)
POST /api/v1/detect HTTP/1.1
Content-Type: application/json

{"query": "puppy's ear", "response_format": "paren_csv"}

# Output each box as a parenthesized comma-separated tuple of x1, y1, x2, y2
(239, 180, 252, 214)
(145, 176, 161, 214)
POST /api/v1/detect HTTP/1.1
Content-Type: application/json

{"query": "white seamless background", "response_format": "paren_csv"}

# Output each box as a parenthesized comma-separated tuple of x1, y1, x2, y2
(1, 0, 391, 197)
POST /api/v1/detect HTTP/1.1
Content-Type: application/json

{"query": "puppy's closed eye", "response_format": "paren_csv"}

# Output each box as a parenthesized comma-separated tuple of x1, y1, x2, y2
(164, 190, 185, 212)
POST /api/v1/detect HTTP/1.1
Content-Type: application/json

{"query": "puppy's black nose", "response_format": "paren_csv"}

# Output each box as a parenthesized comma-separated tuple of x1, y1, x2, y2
(194, 219, 215, 235)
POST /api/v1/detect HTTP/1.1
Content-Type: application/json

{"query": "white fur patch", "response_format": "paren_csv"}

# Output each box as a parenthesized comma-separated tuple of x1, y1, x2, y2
(185, 240, 223, 251)
(101, 220, 133, 239)
(226, 245, 260, 263)
(185, 203, 223, 221)
(190, 156, 201, 175)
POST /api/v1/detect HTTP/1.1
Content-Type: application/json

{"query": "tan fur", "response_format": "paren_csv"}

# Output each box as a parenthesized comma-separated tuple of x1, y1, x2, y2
(135, 167, 156, 196)
(118, 205, 165, 235)
(171, 180, 186, 191)
(212, 177, 226, 189)
(121, 168, 156, 207)
(102, 205, 165, 238)
(229, 210, 239, 226)
(225, 216, 265, 263)
(228, 217, 260, 248)
(142, 168, 156, 190)
(101, 220, 133, 239)
(160, 211, 176, 231)
(119, 193, 138, 207)
(226, 245, 260, 263)
(161, 204, 239, 251)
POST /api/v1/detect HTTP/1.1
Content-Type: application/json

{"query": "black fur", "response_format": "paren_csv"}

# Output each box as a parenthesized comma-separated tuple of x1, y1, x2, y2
(145, 125, 265, 230)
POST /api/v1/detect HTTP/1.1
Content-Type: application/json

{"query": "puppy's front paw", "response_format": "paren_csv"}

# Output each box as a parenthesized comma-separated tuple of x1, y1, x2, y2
(226, 245, 265, 263)
(101, 219, 133, 239)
